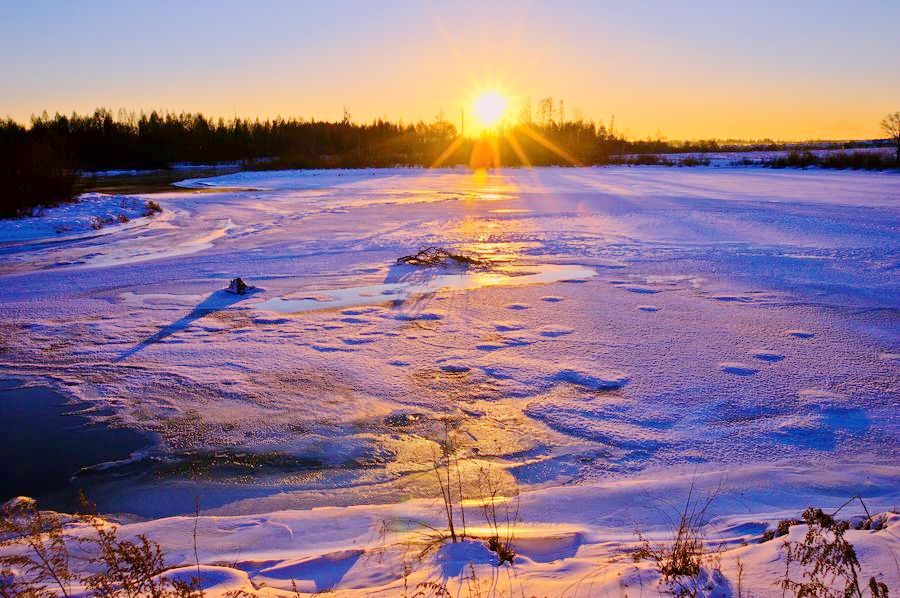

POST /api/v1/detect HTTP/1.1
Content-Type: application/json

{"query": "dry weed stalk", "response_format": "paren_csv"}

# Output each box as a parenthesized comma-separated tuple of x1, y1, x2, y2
(632, 478, 722, 596)
(778, 506, 889, 598)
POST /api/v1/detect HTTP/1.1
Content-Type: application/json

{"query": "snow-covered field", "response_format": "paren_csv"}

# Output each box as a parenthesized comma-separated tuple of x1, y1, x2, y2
(619, 146, 895, 166)
(0, 166, 897, 595)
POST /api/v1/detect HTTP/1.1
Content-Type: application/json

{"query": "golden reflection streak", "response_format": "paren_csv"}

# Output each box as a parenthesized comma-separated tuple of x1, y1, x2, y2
(488, 136, 501, 171)
(505, 130, 532, 170)
(431, 136, 466, 169)
(517, 125, 583, 167)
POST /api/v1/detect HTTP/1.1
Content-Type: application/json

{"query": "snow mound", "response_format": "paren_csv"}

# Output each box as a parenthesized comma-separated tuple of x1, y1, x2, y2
(158, 565, 255, 597)
(0, 193, 160, 243)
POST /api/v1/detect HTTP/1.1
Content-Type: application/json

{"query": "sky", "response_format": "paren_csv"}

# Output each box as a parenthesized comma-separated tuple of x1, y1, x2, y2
(1, 0, 898, 140)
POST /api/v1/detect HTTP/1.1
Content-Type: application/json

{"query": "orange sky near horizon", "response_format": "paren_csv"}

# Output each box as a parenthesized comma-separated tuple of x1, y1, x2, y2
(1, 1, 898, 141)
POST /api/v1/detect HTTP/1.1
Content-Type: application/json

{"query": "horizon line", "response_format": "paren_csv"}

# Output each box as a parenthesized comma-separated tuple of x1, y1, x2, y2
(6, 106, 892, 145)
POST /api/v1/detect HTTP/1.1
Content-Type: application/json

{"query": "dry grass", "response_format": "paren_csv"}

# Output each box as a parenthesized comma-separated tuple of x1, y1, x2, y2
(397, 247, 486, 268)
(632, 478, 722, 595)
(0, 495, 201, 597)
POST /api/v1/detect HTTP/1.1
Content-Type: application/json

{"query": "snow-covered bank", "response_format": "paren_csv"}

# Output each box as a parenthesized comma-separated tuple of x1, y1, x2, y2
(0, 193, 162, 244)
(2, 462, 897, 596)
(616, 146, 896, 167)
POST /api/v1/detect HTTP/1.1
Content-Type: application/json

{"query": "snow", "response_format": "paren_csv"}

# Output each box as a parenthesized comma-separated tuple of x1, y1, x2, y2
(0, 193, 162, 243)
(4, 463, 894, 596)
(256, 264, 596, 314)
(619, 146, 895, 167)
(0, 166, 897, 594)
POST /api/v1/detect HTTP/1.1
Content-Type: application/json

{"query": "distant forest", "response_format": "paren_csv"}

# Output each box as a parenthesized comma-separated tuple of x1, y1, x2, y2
(1, 106, 895, 217)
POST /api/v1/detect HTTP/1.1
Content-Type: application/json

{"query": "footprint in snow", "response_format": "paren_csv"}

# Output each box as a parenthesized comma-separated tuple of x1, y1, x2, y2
(476, 342, 508, 351)
(720, 362, 759, 376)
(311, 343, 352, 353)
(636, 305, 659, 312)
(506, 303, 529, 310)
(340, 316, 369, 324)
(393, 311, 443, 321)
(541, 296, 564, 302)
(550, 368, 629, 390)
(786, 329, 815, 339)
(713, 294, 755, 303)
(440, 364, 471, 373)
(252, 316, 291, 325)
(624, 286, 659, 294)
(477, 336, 531, 351)
(751, 350, 784, 362)
(341, 307, 380, 316)
(494, 321, 526, 332)
(341, 336, 376, 345)
(539, 326, 574, 337)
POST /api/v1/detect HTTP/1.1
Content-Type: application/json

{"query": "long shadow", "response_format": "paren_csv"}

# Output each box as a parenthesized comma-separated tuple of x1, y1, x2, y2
(233, 550, 362, 593)
(115, 289, 261, 361)
(381, 261, 461, 315)
(382, 261, 448, 285)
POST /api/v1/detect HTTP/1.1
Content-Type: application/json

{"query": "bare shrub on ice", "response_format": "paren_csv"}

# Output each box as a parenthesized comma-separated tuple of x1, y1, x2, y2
(397, 247, 486, 268)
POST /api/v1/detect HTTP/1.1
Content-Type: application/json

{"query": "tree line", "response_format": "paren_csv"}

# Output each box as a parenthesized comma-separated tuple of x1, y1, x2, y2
(2, 105, 897, 217)
(0, 107, 624, 216)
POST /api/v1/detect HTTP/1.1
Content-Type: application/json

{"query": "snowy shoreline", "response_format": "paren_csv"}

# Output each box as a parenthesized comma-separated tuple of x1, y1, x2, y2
(0, 193, 164, 244)
(1, 461, 896, 596)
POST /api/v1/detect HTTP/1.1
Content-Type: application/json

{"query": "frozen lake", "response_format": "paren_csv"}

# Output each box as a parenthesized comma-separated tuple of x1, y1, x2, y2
(0, 166, 897, 518)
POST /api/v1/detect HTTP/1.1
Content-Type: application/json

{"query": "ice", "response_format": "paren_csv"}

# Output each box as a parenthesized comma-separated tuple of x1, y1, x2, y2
(256, 264, 595, 313)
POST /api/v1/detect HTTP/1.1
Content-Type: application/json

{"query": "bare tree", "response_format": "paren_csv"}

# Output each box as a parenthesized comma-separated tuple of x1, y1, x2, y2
(537, 97, 554, 127)
(517, 97, 532, 125)
(881, 111, 900, 162)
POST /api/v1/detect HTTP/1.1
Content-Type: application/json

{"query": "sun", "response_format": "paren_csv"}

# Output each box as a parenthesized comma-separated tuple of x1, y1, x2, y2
(472, 90, 508, 129)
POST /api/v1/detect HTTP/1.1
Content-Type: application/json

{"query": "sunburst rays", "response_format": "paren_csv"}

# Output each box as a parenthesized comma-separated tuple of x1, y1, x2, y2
(425, 1, 580, 172)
